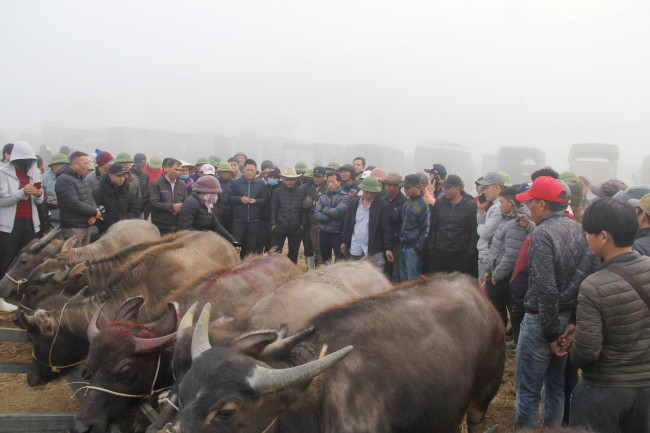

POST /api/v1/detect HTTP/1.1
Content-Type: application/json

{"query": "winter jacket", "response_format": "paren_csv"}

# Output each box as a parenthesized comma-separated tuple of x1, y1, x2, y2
(399, 192, 430, 252)
(342, 197, 393, 255)
(383, 192, 407, 241)
(340, 179, 360, 194)
(477, 201, 502, 259)
(42, 168, 60, 224)
(525, 211, 599, 343)
(178, 193, 236, 243)
(0, 142, 43, 233)
(259, 182, 281, 223)
(218, 176, 234, 218)
(92, 174, 139, 232)
(228, 176, 267, 223)
(55, 165, 97, 229)
(314, 188, 350, 233)
(510, 235, 532, 317)
(428, 192, 477, 256)
(129, 167, 150, 213)
(148, 175, 188, 231)
(633, 227, 650, 257)
(85, 168, 103, 195)
(123, 172, 143, 215)
(486, 205, 531, 282)
(302, 182, 328, 226)
(570, 252, 650, 387)
(271, 184, 307, 230)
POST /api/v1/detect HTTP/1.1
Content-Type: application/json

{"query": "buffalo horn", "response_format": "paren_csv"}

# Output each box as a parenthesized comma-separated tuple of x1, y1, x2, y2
(28, 228, 61, 253)
(191, 303, 212, 360)
(246, 345, 353, 395)
(19, 310, 36, 329)
(39, 272, 56, 283)
(60, 266, 73, 281)
(87, 303, 106, 342)
(177, 302, 199, 336)
(259, 326, 316, 361)
(69, 286, 89, 302)
(133, 331, 177, 353)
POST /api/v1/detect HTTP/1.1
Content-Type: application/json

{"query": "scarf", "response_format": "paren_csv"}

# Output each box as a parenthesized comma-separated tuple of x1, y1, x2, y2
(203, 193, 218, 214)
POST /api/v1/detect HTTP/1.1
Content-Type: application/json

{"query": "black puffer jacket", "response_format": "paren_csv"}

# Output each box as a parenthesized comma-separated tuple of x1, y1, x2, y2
(428, 192, 477, 256)
(383, 192, 407, 239)
(271, 184, 307, 229)
(55, 165, 97, 229)
(92, 174, 139, 232)
(149, 175, 187, 231)
(178, 193, 236, 243)
(525, 212, 600, 342)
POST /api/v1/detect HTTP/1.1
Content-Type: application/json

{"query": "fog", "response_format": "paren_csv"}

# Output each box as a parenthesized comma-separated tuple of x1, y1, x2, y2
(1, 0, 649, 182)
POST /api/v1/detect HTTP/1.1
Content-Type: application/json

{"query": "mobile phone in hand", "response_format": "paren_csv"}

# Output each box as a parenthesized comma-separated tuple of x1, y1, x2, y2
(34, 182, 42, 189)
(477, 193, 487, 204)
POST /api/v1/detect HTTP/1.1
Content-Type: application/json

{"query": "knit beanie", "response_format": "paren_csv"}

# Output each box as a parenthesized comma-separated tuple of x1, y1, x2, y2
(95, 149, 114, 167)
(193, 175, 222, 194)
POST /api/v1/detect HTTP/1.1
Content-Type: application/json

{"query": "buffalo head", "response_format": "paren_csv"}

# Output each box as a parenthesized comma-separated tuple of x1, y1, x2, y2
(70, 297, 178, 433)
(20, 261, 88, 311)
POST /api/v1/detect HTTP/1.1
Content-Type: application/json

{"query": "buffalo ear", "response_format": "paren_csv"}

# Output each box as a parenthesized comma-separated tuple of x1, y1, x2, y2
(33, 309, 57, 337)
(231, 330, 278, 357)
(54, 236, 77, 258)
(114, 297, 145, 322)
(155, 303, 179, 336)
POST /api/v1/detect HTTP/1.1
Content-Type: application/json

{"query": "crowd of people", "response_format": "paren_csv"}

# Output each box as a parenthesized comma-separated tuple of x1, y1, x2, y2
(1, 140, 649, 432)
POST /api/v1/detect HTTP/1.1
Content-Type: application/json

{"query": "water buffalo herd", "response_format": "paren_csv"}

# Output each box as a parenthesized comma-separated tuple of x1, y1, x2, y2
(4, 221, 509, 433)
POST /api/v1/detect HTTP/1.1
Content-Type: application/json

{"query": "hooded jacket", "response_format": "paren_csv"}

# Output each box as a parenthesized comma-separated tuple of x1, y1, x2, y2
(485, 205, 532, 282)
(92, 174, 139, 232)
(55, 165, 98, 229)
(0, 141, 43, 233)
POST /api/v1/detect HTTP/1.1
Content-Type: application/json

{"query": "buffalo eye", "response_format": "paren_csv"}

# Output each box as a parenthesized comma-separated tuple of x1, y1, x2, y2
(19, 258, 29, 266)
(114, 364, 132, 379)
(29, 288, 38, 296)
(217, 409, 236, 420)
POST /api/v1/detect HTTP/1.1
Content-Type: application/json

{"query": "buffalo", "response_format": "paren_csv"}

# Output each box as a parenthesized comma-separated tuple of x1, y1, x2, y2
(0, 220, 160, 298)
(165, 273, 506, 433)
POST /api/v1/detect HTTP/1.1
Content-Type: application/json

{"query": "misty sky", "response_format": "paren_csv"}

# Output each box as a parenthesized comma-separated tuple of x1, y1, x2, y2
(1, 0, 649, 172)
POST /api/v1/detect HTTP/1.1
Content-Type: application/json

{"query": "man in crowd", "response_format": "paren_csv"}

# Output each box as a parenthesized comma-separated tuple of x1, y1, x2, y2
(632, 193, 650, 256)
(228, 157, 242, 179)
(382, 172, 406, 281)
(270, 168, 306, 264)
(302, 166, 328, 269)
(55, 151, 101, 246)
(258, 160, 274, 184)
(398, 174, 430, 281)
(477, 172, 505, 283)
(149, 158, 187, 235)
(338, 164, 359, 197)
(569, 197, 650, 433)
(1, 143, 14, 168)
(341, 176, 393, 268)
(234, 151, 247, 172)
(114, 152, 144, 215)
(513, 176, 597, 429)
(92, 163, 139, 233)
(0, 141, 44, 312)
(589, 178, 628, 198)
(144, 155, 163, 184)
(315, 171, 349, 264)
(353, 156, 366, 179)
(427, 174, 477, 274)
(216, 161, 235, 233)
(130, 153, 150, 218)
(86, 149, 113, 194)
(424, 163, 446, 199)
(42, 153, 69, 229)
(229, 159, 266, 256)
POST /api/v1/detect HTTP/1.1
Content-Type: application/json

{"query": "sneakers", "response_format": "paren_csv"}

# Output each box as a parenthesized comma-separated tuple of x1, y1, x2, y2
(0, 298, 18, 312)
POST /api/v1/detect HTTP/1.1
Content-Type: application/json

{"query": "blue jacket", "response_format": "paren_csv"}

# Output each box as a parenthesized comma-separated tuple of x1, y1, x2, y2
(228, 176, 267, 223)
(314, 188, 350, 233)
(218, 176, 234, 217)
(399, 192, 430, 252)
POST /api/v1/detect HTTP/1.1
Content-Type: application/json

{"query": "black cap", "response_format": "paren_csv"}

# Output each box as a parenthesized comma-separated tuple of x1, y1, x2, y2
(108, 163, 128, 176)
(313, 166, 326, 177)
(401, 174, 421, 188)
(268, 167, 281, 179)
(442, 174, 463, 189)
(424, 163, 447, 178)
(133, 153, 147, 167)
(338, 164, 355, 174)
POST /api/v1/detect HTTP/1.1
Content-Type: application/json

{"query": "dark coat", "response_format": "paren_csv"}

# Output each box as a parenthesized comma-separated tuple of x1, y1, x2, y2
(178, 193, 236, 243)
(314, 188, 350, 233)
(228, 176, 267, 223)
(271, 184, 307, 229)
(148, 175, 188, 231)
(399, 192, 430, 252)
(633, 227, 650, 256)
(302, 182, 328, 226)
(92, 174, 139, 232)
(217, 176, 234, 218)
(55, 165, 97, 229)
(129, 167, 150, 214)
(383, 191, 407, 239)
(428, 192, 477, 256)
(342, 196, 393, 255)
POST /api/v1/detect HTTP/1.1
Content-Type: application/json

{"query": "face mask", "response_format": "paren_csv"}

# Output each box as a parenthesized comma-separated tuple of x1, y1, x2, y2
(179, 174, 190, 180)
(268, 179, 278, 185)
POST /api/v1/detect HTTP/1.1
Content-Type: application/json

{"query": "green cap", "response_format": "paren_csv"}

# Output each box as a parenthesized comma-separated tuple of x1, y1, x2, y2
(149, 155, 163, 170)
(304, 167, 314, 178)
(498, 171, 512, 187)
(48, 153, 70, 167)
(559, 171, 578, 182)
(195, 157, 210, 166)
(234, 151, 247, 157)
(114, 152, 135, 164)
(217, 161, 233, 172)
(294, 161, 308, 172)
(209, 155, 222, 164)
(326, 161, 340, 170)
(359, 176, 382, 193)
(87, 161, 96, 170)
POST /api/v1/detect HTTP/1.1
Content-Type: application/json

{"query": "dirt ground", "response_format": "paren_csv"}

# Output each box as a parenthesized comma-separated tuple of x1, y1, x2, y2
(0, 246, 517, 431)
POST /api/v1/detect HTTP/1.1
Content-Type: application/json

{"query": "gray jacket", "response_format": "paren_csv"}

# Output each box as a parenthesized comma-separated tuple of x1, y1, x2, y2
(42, 169, 59, 224)
(633, 227, 650, 257)
(486, 205, 531, 282)
(477, 202, 501, 259)
(525, 212, 599, 342)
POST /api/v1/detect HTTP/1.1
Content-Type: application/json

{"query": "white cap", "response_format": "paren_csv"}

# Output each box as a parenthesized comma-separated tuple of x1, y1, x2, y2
(201, 164, 216, 175)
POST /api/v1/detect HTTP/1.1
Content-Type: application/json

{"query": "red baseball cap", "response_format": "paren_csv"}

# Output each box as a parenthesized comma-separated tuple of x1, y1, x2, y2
(515, 176, 569, 203)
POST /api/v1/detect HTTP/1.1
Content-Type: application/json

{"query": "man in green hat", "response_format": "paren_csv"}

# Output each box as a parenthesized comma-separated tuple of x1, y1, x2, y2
(217, 161, 235, 233)
(114, 152, 145, 215)
(340, 176, 393, 268)
(193, 157, 210, 184)
(42, 153, 69, 228)
(234, 151, 247, 172)
(325, 161, 340, 173)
